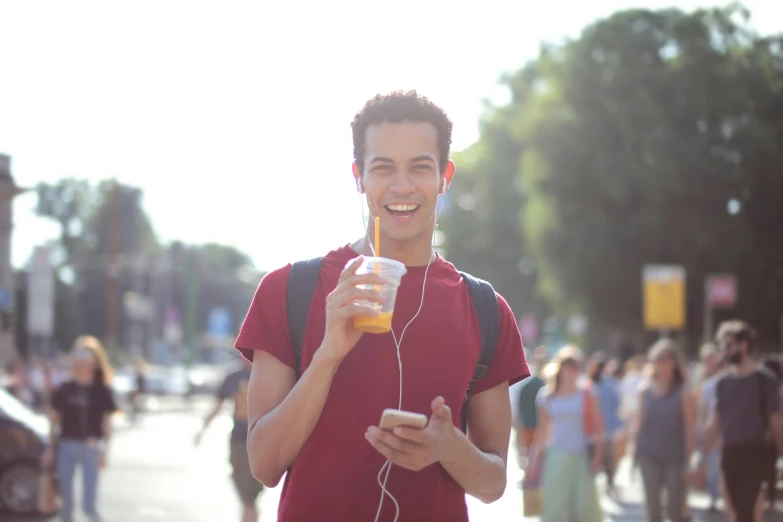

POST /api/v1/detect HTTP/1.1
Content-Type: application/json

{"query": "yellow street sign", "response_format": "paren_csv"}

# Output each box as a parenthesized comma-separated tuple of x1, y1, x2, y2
(643, 265, 686, 330)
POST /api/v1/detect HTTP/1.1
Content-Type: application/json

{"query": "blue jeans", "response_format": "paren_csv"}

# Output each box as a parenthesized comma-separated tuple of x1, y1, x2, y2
(57, 439, 102, 522)
(706, 448, 722, 504)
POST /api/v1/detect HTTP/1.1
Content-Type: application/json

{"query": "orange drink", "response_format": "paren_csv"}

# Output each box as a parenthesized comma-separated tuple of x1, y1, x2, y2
(353, 312, 393, 334)
(348, 256, 406, 335)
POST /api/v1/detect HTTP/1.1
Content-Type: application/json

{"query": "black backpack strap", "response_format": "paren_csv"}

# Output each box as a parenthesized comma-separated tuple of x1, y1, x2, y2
(459, 271, 500, 432)
(286, 257, 323, 380)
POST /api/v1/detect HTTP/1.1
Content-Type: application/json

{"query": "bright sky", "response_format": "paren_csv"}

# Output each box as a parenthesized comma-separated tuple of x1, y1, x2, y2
(1, 0, 779, 272)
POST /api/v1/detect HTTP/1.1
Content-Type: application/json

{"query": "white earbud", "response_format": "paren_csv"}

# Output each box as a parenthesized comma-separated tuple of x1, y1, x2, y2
(440, 178, 447, 194)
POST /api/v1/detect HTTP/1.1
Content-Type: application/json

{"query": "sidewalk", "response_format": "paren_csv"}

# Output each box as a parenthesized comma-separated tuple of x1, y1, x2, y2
(112, 394, 214, 427)
(587, 458, 782, 521)
(502, 440, 783, 521)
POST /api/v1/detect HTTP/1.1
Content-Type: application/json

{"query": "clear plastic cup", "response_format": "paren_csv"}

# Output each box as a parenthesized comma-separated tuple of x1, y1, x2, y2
(349, 257, 407, 334)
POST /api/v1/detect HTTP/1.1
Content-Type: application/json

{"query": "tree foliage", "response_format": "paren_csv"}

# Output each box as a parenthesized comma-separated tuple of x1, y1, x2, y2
(445, 4, 783, 352)
(443, 105, 547, 320)
(24, 179, 261, 360)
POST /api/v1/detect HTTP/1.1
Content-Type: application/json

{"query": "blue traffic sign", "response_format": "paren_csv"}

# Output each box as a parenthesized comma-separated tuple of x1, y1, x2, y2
(0, 288, 11, 310)
(207, 307, 232, 336)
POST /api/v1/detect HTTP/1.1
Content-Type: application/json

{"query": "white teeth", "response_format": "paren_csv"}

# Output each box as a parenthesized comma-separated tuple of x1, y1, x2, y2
(386, 204, 419, 211)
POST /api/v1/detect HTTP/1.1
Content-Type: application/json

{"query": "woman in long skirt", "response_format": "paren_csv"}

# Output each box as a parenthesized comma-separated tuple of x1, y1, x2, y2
(528, 345, 604, 522)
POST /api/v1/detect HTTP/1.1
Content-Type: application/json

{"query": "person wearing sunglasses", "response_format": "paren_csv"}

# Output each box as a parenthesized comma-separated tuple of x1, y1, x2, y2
(41, 335, 117, 522)
(702, 320, 783, 522)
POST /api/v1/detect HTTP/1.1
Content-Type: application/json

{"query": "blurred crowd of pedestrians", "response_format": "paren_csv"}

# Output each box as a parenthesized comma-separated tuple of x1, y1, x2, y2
(512, 320, 783, 522)
(1, 341, 153, 521)
(4, 319, 780, 522)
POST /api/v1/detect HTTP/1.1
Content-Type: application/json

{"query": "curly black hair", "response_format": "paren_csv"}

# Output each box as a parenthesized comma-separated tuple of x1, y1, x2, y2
(351, 90, 453, 175)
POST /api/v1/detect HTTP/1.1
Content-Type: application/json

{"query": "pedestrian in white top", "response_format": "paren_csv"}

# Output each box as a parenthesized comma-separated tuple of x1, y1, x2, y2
(619, 355, 646, 423)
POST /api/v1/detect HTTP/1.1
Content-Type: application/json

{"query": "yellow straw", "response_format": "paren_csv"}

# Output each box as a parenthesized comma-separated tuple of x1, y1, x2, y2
(374, 216, 380, 258)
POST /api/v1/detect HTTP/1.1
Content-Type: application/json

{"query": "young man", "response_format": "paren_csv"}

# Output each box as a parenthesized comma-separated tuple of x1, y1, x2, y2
(236, 91, 529, 521)
(195, 358, 263, 522)
(703, 320, 783, 522)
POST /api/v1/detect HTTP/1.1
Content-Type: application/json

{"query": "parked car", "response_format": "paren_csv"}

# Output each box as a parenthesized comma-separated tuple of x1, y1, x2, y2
(0, 388, 52, 516)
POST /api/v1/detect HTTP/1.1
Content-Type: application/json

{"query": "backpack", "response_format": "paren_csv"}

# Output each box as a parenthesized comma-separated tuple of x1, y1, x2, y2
(285, 256, 500, 433)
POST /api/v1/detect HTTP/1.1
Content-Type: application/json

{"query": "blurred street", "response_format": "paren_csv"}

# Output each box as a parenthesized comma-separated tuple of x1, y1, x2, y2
(10, 397, 255, 522)
(2, 3, 783, 522)
(8, 401, 781, 522)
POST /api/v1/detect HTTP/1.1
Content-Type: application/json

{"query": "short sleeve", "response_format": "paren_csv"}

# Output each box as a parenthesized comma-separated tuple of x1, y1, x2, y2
(471, 293, 530, 395)
(535, 387, 550, 410)
(234, 265, 296, 368)
(102, 386, 118, 414)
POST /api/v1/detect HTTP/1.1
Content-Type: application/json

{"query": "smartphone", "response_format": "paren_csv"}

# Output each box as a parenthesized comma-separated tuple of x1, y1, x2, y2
(379, 408, 428, 431)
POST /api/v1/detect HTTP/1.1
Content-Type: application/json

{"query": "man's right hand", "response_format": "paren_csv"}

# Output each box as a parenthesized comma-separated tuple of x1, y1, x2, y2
(319, 256, 385, 362)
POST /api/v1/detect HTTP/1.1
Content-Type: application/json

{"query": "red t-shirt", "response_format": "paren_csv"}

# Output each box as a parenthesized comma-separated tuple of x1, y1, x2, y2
(236, 245, 529, 522)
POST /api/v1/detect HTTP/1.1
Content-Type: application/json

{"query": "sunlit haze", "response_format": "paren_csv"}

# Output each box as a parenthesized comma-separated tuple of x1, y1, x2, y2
(2, 0, 779, 272)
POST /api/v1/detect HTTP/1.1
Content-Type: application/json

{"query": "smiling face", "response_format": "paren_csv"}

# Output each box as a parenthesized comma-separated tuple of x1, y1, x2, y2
(354, 120, 454, 246)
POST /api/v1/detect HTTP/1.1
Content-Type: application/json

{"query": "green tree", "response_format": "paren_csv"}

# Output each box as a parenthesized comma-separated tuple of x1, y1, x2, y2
(505, 5, 783, 351)
(443, 93, 547, 323)
(34, 180, 160, 350)
(32, 179, 263, 360)
(35, 179, 94, 268)
(162, 242, 260, 361)
(78, 181, 161, 346)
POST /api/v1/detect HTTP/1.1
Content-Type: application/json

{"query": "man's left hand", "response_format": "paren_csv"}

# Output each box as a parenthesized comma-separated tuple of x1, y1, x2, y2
(365, 396, 458, 472)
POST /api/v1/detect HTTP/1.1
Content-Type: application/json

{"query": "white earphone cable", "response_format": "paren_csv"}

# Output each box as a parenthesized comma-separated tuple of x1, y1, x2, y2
(360, 188, 443, 522)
